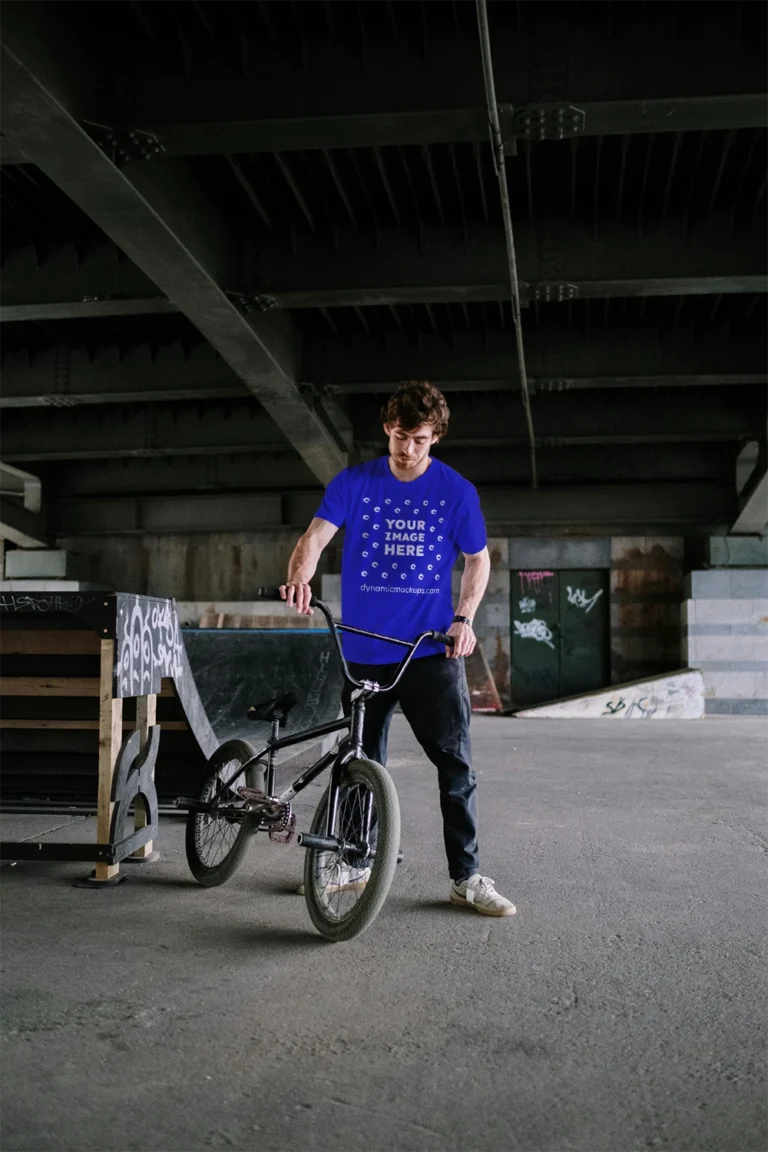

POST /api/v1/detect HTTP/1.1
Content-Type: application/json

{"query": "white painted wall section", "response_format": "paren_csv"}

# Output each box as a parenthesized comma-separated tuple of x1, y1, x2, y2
(514, 669, 705, 719)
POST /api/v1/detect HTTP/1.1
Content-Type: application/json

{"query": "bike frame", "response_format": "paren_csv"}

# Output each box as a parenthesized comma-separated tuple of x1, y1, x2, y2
(195, 597, 452, 844)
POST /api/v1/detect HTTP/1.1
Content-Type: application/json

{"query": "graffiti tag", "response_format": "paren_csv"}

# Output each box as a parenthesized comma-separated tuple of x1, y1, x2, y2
(566, 586, 604, 614)
(514, 618, 555, 649)
(602, 695, 660, 718)
(519, 597, 536, 614)
(519, 571, 554, 594)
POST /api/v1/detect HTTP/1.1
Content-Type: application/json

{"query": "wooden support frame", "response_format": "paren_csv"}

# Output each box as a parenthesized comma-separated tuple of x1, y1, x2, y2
(131, 693, 157, 860)
(0, 591, 218, 880)
(95, 639, 122, 883)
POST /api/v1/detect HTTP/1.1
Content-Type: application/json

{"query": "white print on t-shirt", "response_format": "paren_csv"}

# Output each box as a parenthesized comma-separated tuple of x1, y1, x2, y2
(356, 499, 451, 587)
(383, 516, 426, 557)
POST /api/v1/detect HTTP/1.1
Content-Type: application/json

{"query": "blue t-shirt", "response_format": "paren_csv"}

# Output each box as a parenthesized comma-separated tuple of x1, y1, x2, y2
(315, 456, 487, 664)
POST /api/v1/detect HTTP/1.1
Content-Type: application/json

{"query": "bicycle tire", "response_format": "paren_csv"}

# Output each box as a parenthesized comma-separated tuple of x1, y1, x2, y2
(303, 757, 400, 943)
(185, 738, 263, 887)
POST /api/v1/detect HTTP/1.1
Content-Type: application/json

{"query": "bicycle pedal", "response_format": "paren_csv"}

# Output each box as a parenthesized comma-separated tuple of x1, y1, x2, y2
(269, 812, 296, 845)
(237, 786, 267, 802)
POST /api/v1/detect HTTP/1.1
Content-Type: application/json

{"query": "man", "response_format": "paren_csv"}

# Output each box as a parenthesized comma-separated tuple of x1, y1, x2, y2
(281, 380, 515, 917)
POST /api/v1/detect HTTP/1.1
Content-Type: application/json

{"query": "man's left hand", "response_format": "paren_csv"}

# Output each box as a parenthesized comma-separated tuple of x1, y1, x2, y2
(446, 620, 476, 659)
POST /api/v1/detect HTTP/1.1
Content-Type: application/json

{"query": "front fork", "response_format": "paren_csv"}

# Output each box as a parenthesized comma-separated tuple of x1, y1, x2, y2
(324, 695, 374, 852)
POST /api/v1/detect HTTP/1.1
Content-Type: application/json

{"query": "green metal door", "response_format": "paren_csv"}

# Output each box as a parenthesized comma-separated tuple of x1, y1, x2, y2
(511, 569, 609, 708)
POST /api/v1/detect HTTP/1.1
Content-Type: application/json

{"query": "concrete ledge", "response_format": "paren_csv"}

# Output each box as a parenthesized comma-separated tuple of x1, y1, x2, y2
(685, 570, 768, 600)
(705, 698, 768, 716)
(515, 669, 704, 719)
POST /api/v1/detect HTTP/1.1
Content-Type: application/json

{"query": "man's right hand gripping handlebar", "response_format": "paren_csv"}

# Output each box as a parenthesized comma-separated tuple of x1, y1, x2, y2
(280, 582, 314, 615)
(254, 585, 314, 614)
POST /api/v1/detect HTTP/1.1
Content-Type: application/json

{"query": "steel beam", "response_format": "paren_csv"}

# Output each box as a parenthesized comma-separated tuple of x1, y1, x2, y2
(2, 348, 764, 410)
(0, 16, 345, 484)
(0, 499, 48, 548)
(61, 8, 766, 150)
(349, 387, 764, 447)
(0, 345, 246, 407)
(0, 299, 179, 322)
(14, 94, 753, 161)
(313, 327, 767, 389)
(0, 243, 160, 307)
(41, 442, 736, 499)
(331, 375, 768, 395)
(52, 483, 734, 537)
(0, 401, 290, 462)
(731, 440, 768, 534)
(0, 134, 27, 165)
(242, 219, 767, 309)
(3, 220, 764, 319)
(3, 388, 762, 462)
(42, 454, 317, 496)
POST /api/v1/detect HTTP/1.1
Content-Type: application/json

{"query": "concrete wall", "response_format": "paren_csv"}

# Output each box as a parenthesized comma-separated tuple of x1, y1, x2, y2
(459, 535, 684, 708)
(610, 536, 684, 684)
(56, 531, 342, 599)
(454, 537, 511, 705)
(50, 529, 690, 710)
(682, 569, 768, 715)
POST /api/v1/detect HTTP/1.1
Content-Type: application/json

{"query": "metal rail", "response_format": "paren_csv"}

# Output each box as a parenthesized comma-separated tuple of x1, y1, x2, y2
(475, 0, 538, 487)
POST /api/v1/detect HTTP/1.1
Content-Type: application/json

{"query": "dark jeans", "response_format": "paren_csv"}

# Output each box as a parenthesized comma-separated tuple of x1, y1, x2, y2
(343, 655, 479, 882)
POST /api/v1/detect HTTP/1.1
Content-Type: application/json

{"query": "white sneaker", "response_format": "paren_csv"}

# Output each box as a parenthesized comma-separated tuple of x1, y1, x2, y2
(296, 863, 371, 897)
(450, 874, 516, 917)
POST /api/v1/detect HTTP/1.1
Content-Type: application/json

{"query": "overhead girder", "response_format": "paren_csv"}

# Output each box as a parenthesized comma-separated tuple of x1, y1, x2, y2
(240, 217, 766, 308)
(0, 345, 247, 407)
(2, 388, 762, 463)
(0, 401, 290, 462)
(3, 218, 765, 319)
(40, 442, 738, 500)
(0, 9, 346, 484)
(16, 6, 761, 154)
(310, 326, 767, 389)
(731, 438, 768, 534)
(350, 387, 765, 449)
(1, 335, 765, 408)
(52, 483, 735, 538)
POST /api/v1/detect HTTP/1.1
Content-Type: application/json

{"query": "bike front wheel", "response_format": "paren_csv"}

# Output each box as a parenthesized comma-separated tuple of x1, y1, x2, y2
(185, 738, 263, 887)
(303, 757, 400, 942)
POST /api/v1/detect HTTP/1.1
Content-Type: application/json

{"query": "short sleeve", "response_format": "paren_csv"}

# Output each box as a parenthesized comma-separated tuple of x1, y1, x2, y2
(315, 468, 349, 529)
(453, 485, 487, 554)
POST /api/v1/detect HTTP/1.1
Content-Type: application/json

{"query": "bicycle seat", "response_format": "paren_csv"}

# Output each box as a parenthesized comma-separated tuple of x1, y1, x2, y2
(247, 691, 299, 726)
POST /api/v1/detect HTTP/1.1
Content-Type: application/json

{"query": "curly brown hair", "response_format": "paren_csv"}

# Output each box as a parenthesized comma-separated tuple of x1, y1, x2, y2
(380, 381, 450, 439)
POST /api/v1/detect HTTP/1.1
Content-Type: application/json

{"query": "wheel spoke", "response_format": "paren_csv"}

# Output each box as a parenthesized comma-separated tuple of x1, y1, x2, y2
(309, 778, 378, 922)
(193, 760, 248, 869)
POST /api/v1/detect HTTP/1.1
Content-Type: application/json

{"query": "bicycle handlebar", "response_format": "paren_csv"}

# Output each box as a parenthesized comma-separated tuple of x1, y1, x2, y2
(255, 587, 455, 694)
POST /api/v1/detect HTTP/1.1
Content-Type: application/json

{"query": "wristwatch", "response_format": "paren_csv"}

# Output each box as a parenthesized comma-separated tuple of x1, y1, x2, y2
(452, 614, 473, 627)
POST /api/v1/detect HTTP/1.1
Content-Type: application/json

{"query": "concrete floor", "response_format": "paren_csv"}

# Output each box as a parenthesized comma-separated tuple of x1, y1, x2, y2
(1, 717, 766, 1152)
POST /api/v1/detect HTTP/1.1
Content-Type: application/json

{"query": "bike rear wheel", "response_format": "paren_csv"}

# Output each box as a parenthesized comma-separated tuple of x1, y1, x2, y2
(185, 738, 263, 887)
(303, 757, 400, 942)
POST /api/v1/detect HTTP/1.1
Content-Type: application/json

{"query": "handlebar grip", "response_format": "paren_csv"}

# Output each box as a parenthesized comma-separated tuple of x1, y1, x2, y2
(255, 586, 316, 606)
(255, 587, 284, 602)
(432, 631, 455, 648)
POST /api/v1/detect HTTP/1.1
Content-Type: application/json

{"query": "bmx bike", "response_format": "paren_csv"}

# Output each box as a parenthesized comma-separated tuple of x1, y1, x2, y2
(178, 588, 454, 942)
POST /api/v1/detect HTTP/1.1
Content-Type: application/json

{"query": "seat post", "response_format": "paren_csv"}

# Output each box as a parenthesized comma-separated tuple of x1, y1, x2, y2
(266, 715, 281, 794)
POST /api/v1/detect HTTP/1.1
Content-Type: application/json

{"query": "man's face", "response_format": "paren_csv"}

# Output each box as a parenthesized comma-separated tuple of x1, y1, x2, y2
(384, 421, 438, 472)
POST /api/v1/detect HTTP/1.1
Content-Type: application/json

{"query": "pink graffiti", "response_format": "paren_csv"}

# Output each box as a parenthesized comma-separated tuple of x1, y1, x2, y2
(520, 571, 554, 593)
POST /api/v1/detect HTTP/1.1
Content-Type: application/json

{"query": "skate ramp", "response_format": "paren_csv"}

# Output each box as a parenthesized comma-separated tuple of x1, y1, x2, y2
(513, 669, 705, 719)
